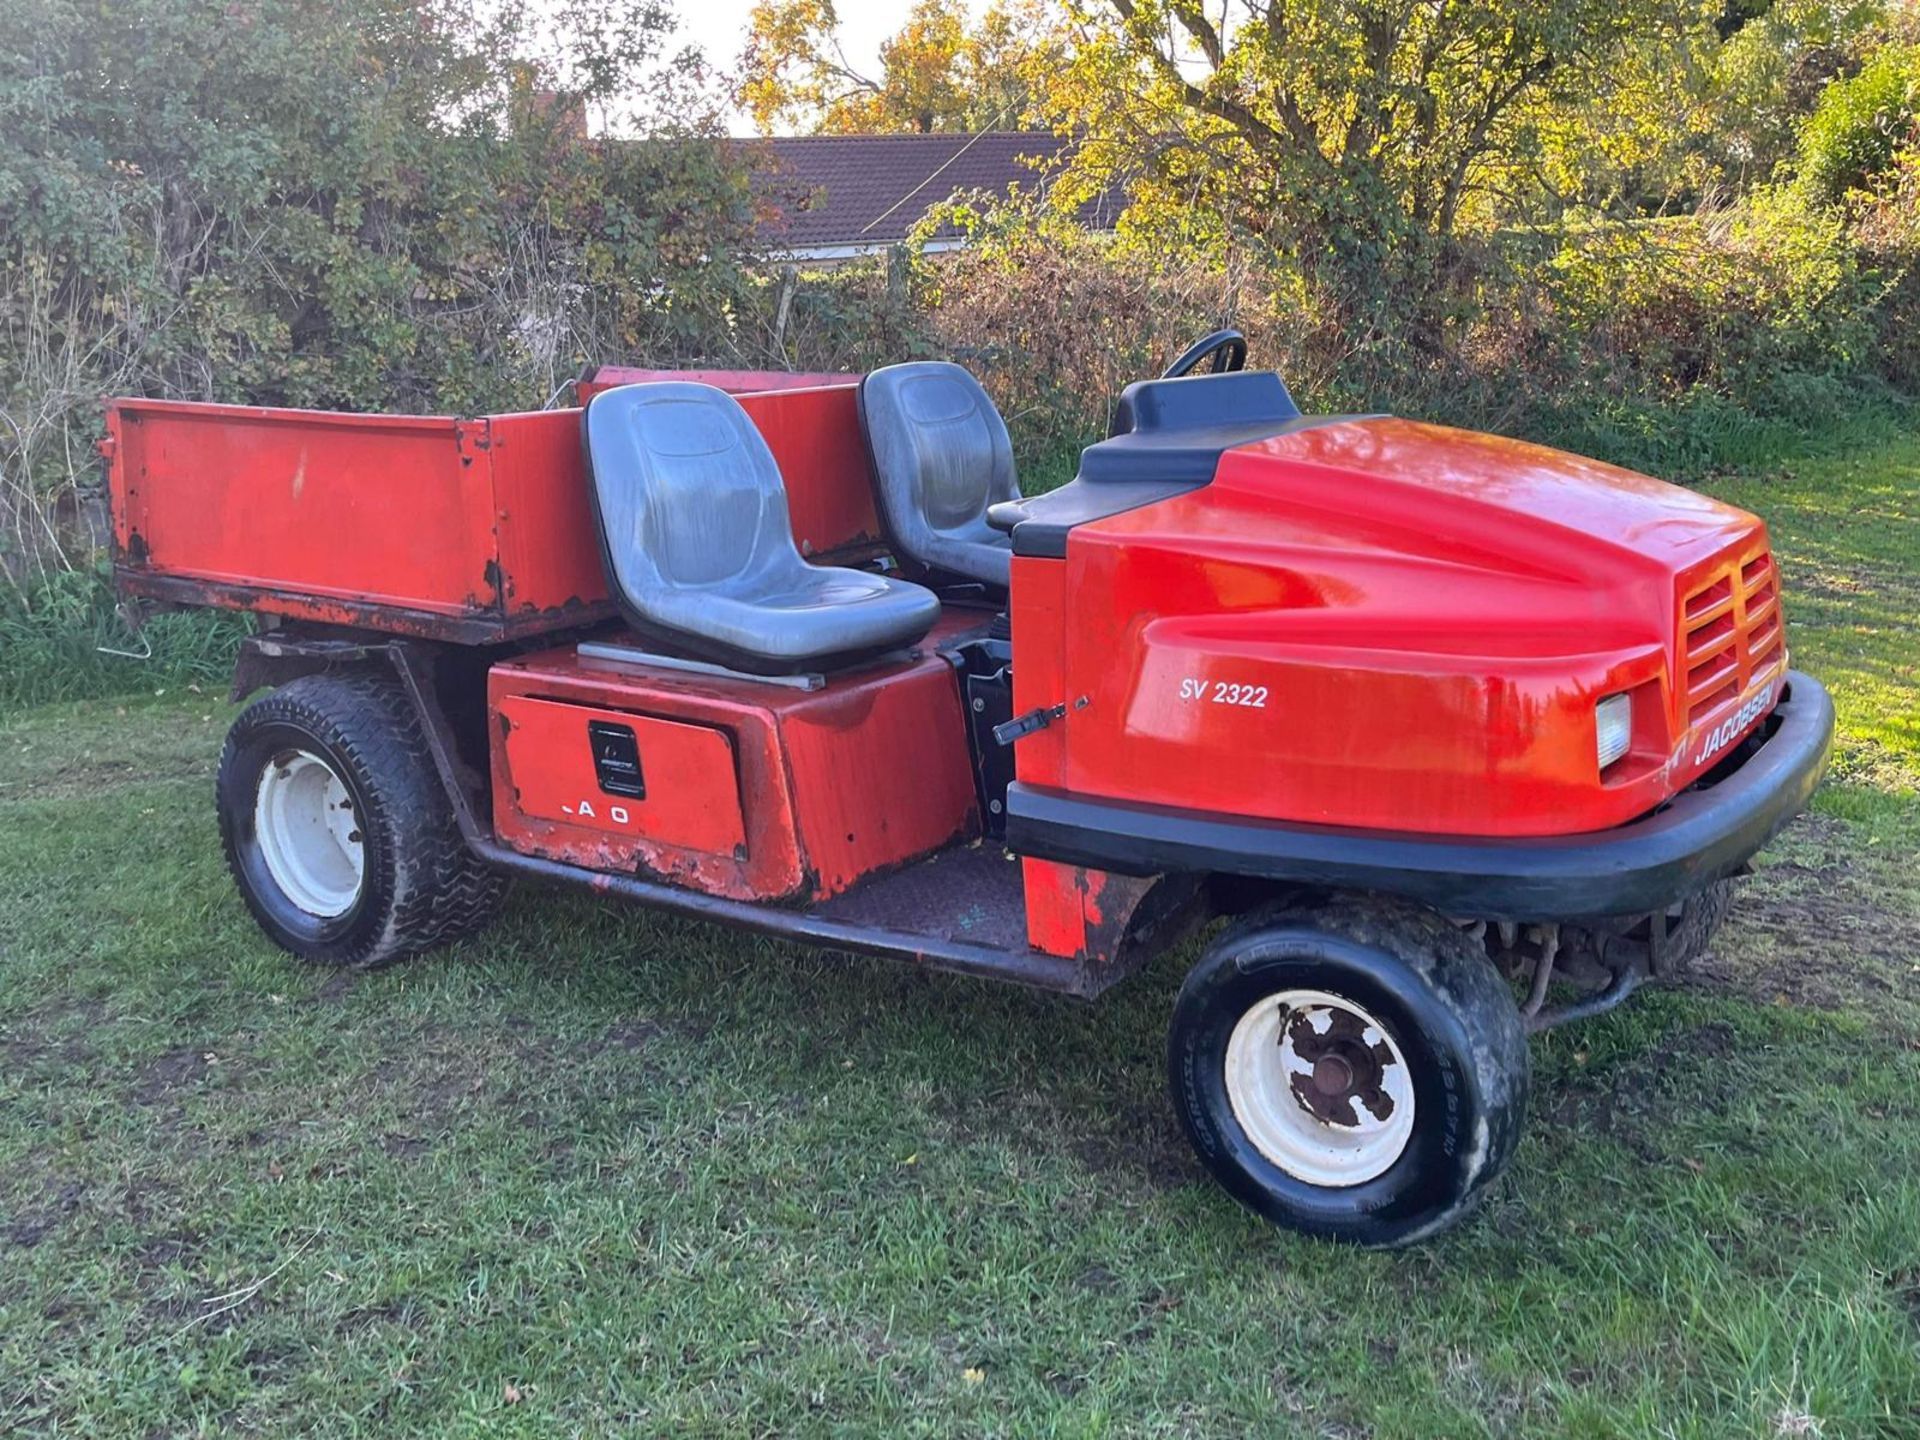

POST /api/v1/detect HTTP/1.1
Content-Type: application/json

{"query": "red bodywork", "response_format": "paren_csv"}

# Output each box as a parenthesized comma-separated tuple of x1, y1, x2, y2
(105, 373, 1790, 967)
(105, 382, 882, 640)
(107, 402, 605, 641)
(488, 615, 981, 904)
(577, 366, 857, 400)
(1015, 418, 1785, 838)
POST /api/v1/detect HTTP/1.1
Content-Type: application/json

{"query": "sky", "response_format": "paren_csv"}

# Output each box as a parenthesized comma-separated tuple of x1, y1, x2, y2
(666, 0, 922, 135)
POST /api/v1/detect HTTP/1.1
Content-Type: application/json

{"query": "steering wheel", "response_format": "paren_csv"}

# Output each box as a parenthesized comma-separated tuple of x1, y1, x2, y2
(1161, 328, 1248, 379)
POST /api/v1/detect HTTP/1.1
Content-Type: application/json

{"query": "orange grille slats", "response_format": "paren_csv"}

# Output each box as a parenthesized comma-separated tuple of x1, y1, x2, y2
(1680, 546, 1783, 727)
(1685, 579, 1733, 622)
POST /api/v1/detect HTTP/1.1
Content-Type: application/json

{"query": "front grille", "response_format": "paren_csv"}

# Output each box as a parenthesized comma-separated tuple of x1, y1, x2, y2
(1680, 548, 1782, 724)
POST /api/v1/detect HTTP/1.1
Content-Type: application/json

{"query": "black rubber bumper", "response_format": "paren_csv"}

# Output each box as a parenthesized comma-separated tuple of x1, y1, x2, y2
(1005, 671, 1835, 921)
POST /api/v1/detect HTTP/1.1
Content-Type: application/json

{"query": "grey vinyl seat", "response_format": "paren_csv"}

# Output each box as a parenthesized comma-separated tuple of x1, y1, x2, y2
(858, 362, 1020, 590)
(582, 382, 939, 674)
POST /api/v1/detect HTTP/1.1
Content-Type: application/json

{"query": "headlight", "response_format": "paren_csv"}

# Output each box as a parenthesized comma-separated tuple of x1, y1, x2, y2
(1595, 692, 1632, 771)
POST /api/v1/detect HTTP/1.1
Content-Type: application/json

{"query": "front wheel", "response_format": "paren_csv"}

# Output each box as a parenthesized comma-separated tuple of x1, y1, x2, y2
(1169, 896, 1529, 1247)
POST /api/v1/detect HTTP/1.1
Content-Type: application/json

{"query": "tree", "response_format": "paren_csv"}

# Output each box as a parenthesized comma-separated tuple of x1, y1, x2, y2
(1039, 0, 1731, 329)
(1797, 39, 1920, 203)
(736, 0, 1060, 134)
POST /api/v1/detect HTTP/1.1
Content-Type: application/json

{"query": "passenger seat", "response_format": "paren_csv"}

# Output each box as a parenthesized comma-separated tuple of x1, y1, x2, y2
(582, 382, 939, 674)
(857, 362, 1020, 590)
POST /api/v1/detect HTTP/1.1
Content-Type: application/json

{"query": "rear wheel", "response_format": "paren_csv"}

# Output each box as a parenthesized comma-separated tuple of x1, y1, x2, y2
(216, 672, 504, 967)
(1169, 896, 1529, 1247)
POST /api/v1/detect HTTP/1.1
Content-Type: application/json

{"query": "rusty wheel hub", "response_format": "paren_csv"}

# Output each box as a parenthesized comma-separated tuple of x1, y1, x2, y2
(1223, 989, 1416, 1187)
(1285, 1005, 1396, 1127)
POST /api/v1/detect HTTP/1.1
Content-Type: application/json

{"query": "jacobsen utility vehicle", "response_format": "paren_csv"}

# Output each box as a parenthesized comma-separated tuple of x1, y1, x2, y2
(105, 331, 1833, 1244)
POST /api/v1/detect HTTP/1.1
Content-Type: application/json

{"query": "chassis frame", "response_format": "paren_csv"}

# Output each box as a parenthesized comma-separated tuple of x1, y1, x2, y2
(223, 623, 1833, 1028)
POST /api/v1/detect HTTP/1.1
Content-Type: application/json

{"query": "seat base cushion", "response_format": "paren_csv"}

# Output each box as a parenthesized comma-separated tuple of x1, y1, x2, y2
(615, 564, 941, 676)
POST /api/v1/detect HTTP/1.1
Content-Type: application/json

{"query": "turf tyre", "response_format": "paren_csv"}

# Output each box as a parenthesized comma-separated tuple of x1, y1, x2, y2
(216, 672, 504, 967)
(1169, 894, 1529, 1247)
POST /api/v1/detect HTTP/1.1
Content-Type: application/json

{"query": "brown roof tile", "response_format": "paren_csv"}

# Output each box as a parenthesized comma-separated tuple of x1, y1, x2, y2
(745, 131, 1114, 249)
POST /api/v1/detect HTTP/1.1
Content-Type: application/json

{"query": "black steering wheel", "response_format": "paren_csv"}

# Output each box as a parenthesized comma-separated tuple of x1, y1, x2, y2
(1161, 328, 1248, 379)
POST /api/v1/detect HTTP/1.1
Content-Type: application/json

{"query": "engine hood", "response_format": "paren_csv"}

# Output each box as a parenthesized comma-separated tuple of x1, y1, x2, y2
(1024, 417, 1787, 838)
(1237, 417, 1754, 571)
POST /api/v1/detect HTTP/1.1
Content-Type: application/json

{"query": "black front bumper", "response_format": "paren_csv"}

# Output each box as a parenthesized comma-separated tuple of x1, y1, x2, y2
(1005, 671, 1835, 922)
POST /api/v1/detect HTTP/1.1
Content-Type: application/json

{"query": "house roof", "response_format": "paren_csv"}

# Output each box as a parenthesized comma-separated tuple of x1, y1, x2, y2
(747, 131, 1115, 253)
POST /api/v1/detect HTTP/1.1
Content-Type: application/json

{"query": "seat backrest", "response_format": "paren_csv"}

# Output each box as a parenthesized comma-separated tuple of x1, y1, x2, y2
(858, 362, 1020, 586)
(582, 381, 803, 604)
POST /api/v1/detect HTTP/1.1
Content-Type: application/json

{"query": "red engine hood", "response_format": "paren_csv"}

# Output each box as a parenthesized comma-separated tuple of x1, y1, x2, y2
(1234, 417, 1754, 574)
(1028, 417, 1788, 838)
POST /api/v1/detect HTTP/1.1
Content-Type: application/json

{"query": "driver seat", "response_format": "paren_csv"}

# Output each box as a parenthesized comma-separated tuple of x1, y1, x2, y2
(857, 362, 1020, 590)
(582, 382, 940, 674)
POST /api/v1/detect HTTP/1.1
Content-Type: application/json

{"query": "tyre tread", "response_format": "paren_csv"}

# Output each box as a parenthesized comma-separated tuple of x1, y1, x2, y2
(217, 670, 504, 967)
(1171, 892, 1530, 1247)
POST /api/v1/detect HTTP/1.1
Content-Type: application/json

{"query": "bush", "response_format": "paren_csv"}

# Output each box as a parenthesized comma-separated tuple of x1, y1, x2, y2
(1854, 146, 1920, 391)
(920, 223, 1339, 475)
(915, 183, 1910, 487)
(1540, 192, 1876, 404)
(1798, 43, 1920, 206)
(0, 0, 761, 590)
(742, 256, 932, 376)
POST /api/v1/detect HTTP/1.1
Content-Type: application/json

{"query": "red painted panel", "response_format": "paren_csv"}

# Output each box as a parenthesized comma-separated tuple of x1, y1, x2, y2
(488, 626, 979, 902)
(1008, 555, 1068, 790)
(1021, 857, 1087, 957)
(490, 656, 803, 900)
(108, 400, 499, 620)
(497, 696, 747, 854)
(105, 379, 887, 638)
(777, 658, 978, 896)
(485, 410, 614, 618)
(732, 386, 886, 560)
(1018, 858, 1162, 963)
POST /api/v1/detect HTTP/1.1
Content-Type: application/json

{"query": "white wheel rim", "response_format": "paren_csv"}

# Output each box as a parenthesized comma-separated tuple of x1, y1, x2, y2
(254, 749, 364, 918)
(1224, 988, 1416, 1187)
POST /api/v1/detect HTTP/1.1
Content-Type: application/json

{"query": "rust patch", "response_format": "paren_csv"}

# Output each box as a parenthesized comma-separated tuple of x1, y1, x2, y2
(1284, 1006, 1396, 1126)
(114, 570, 613, 644)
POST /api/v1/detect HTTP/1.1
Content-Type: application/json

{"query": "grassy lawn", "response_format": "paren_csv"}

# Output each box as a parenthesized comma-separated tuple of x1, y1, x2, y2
(1, 427, 1917, 1438)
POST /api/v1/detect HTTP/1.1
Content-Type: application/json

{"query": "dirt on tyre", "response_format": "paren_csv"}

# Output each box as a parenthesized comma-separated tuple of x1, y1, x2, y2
(216, 671, 505, 967)
(1169, 895, 1529, 1247)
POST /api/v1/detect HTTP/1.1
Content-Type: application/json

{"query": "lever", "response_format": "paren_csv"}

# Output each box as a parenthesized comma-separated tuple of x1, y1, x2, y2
(992, 695, 1087, 746)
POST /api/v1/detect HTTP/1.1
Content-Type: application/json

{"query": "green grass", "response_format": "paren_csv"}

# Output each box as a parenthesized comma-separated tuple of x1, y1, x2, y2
(2, 425, 1918, 1437)
(0, 569, 250, 712)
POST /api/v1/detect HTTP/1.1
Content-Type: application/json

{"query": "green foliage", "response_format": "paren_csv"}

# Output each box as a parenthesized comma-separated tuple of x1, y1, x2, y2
(736, 0, 1057, 135)
(1041, 0, 1737, 328)
(1709, 0, 1885, 186)
(0, 0, 760, 587)
(1544, 194, 1875, 396)
(1798, 41, 1920, 203)
(0, 570, 247, 711)
(922, 217, 1332, 458)
(926, 178, 1911, 486)
(743, 256, 932, 374)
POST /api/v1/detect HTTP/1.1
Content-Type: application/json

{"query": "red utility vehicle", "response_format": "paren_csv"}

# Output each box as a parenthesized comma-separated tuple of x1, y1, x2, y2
(105, 332, 1833, 1244)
